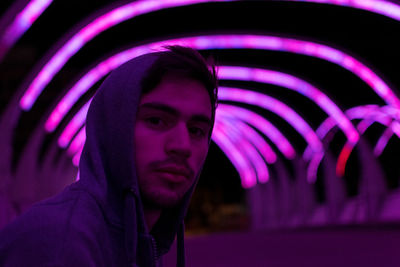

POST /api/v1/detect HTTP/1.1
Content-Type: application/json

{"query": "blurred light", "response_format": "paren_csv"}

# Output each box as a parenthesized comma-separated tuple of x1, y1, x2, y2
(58, 101, 90, 148)
(290, 0, 400, 22)
(0, 0, 53, 60)
(336, 142, 355, 177)
(45, 34, 399, 132)
(67, 127, 85, 156)
(218, 104, 296, 159)
(374, 127, 393, 156)
(217, 109, 277, 164)
(212, 123, 257, 188)
(218, 117, 270, 183)
(219, 66, 359, 144)
(219, 87, 323, 154)
(19, 0, 232, 110)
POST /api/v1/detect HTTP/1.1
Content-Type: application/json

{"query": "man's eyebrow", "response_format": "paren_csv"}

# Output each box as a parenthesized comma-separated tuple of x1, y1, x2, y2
(190, 115, 213, 127)
(139, 102, 212, 126)
(139, 103, 179, 116)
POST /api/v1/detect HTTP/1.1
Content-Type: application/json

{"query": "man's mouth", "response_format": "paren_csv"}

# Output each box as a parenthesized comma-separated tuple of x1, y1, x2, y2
(154, 165, 191, 183)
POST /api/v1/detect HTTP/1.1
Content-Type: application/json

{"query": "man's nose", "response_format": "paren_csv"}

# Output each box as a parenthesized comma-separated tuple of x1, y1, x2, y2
(165, 123, 192, 158)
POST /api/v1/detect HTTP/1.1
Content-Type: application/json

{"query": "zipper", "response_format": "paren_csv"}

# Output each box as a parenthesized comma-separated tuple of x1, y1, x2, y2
(150, 235, 159, 267)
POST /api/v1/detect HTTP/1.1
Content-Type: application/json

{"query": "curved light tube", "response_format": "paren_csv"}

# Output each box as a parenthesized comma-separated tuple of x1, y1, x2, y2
(288, 0, 400, 21)
(67, 126, 85, 156)
(217, 108, 277, 164)
(6, 0, 400, 62)
(20, 0, 233, 111)
(308, 105, 400, 178)
(217, 117, 269, 183)
(211, 123, 257, 188)
(0, 0, 53, 60)
(219, 87, 323, 154)
(374, 127, 394, 156)
(45, 34, 400, 131)
(58, 100, 90, 148)
(219, 66, 358, 144)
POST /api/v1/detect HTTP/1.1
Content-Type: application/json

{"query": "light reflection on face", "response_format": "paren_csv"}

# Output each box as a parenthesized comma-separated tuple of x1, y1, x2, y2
(134, 74, 212, 208)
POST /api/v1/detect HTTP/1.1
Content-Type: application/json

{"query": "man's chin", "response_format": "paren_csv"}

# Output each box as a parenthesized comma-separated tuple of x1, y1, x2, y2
(141, 189, 183, 209)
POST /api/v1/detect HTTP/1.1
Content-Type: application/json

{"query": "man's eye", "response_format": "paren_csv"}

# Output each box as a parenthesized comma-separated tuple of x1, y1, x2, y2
(189, 127, 206, 138)
(145, 117, 165, 127)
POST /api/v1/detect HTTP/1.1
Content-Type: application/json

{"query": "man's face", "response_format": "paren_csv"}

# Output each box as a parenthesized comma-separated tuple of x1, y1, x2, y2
(134, 74, 212, 208)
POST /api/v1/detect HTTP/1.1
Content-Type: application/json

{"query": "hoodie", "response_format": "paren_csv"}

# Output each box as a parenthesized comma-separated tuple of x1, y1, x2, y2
(0, 51, 206, 266)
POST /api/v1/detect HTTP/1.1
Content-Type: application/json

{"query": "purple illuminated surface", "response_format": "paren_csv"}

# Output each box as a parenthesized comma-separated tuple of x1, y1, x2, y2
(212, 123, 257, 188)
(12, 0, 397, 187)
(218, 66, 358, 144)
(306, 105, 400, 178)
(219, 87, 323, 154)
(217, 104, 296, 160)
(217, 117, 270, 183)
(67, 127, 85, 156)
(20, 0, 233, 111)
(216, 108, 277, 164)
(45, 34, 400, 133)
(58, 101, 90, 148)
(0, 0, 53, 60)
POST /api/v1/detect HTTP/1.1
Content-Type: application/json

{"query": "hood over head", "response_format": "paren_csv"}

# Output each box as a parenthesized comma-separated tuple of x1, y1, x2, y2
(77, 48, 215, 265)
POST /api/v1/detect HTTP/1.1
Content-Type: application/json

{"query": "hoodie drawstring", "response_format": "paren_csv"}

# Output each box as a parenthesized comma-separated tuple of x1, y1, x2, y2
(176, 223, 185, 267)
(124, 191, 138, 267)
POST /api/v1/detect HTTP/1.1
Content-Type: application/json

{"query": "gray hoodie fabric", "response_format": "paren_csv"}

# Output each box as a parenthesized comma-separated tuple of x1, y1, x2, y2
(0, 51, 205, 266)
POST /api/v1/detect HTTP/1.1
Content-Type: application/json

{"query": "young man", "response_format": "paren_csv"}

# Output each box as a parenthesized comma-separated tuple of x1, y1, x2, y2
(0, 46, 218, 267)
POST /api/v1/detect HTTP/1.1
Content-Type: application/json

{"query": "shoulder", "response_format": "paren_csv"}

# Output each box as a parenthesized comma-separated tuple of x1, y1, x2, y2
(0, 187, 106, 267)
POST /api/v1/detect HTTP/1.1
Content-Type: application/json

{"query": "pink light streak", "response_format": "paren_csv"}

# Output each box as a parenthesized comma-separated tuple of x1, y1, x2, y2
(218, 117, 270, 183)
(72, 145, 83, 167)
(219, 87, 323, 154)
(19, 0, 232, 110)
(308, 104, 400, 179)
(67, 126, 85, 156)
(0, 0, 53, 60)
(58, 101, 90, 148)
(218, 66, 359, 144)
(11, 0, 400, 110)
(45, 34, 400, 132)
(374, 127, 393, 156)
(212, 123, 257, 188)
(288, 0, 400, 22)
(218, 104, 296, 160)
(217, 109, 277, 164)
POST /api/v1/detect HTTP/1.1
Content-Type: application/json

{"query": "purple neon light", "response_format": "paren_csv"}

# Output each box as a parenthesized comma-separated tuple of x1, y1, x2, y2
(0, 0, 52, 59)
(288, 0, 400, 21)
(72, 145, 83, 167)
(218, 116, 270, 183)
(20, 0, 233, 111)
(374, 127, 393, 156)
(67, 126, 85, 156)
(58, 101, 90, 148)
(219, 87, 323, 153)
(305, 104, 400, 179)
(218, 104, 296, 159)
(212, 122, 257, 188)
(305, 105, 392, 158)
(217, 109, 277, 164)
(219, 66, 359, 144)
(45, 34, 400, 132)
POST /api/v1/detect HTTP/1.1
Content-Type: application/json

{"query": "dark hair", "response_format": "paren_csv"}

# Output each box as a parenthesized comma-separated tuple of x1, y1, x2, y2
(141, 45, 218, 129)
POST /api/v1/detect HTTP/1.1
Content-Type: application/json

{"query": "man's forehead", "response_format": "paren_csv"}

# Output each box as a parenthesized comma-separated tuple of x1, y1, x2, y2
(138, 102, 212, 124)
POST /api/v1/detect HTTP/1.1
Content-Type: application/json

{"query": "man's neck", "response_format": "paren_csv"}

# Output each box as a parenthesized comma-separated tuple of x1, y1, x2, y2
(143, 208, 161, 231)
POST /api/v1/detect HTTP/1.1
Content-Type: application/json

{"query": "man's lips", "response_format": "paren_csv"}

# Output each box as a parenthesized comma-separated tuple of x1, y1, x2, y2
(154, 165, 191, 182)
